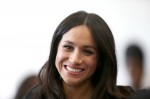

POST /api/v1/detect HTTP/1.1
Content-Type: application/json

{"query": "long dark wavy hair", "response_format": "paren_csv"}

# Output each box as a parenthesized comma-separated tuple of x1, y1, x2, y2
(36, 11, 134, 99)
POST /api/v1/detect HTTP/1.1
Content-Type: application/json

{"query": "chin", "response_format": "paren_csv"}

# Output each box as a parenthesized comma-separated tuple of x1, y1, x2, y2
(63, 80, 81, 87)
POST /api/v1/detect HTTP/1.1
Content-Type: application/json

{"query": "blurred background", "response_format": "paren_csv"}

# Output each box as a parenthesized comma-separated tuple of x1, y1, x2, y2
(0, 0, 150, 98)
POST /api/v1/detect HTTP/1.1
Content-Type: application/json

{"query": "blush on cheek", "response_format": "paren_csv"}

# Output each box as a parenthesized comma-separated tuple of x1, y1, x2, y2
(89, 59, 97, 70)
(56, 50, 67, 61)
(88, 57, 97, 66)
(55, 50, 67, 67)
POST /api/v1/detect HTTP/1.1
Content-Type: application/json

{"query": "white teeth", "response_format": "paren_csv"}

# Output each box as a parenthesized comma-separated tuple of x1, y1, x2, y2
(66, 66, 82, 72)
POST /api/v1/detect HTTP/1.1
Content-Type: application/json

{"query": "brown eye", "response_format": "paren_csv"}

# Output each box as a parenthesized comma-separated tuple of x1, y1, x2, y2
(63, 45, 73, 51)
(83, 50, 94, 56)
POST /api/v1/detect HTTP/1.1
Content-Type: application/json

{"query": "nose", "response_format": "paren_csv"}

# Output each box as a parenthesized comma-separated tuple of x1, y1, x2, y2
(69, 50, 82, 65)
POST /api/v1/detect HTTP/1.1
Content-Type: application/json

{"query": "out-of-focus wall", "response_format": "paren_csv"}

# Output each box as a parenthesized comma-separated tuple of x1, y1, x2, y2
(0, 0, 150, 98)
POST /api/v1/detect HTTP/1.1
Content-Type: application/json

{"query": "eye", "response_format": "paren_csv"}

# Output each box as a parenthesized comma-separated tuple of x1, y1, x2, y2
(63, 45, 73, 51)
(83, 50, 94, 56)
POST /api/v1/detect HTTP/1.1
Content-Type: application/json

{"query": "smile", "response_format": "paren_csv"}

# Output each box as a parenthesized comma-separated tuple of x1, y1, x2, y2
(65, 65, 84, 73)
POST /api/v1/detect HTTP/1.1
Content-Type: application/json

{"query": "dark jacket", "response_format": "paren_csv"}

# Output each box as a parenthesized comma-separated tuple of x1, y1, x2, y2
(24, 85, 134, 99)
(130, 88, 150, 99)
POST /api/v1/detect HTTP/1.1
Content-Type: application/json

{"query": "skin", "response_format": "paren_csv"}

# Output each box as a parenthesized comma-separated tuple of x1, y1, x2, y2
(55, 25, 98, 99)
(127, 58, 143, 89)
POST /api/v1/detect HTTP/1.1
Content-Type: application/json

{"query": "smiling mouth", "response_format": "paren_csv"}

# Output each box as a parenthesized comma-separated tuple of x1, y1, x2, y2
(64, 65, 84, 73)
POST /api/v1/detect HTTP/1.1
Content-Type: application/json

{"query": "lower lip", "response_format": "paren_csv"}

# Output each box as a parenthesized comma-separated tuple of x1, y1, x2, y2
(64, 65, 84, 75)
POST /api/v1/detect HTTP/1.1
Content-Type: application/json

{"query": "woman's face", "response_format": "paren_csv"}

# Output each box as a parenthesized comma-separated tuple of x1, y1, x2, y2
(55, 25, 98, 86)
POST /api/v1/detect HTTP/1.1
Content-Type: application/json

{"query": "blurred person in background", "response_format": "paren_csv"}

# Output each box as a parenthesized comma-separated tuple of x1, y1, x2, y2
(125, 45, 150, 99)
(125, 44, 144, 90)
(15, 75, 38, 99)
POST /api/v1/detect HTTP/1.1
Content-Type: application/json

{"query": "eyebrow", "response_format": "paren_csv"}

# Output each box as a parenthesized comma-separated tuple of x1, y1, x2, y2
(63, 41, 97, 51)
(63, 41, 74, 45)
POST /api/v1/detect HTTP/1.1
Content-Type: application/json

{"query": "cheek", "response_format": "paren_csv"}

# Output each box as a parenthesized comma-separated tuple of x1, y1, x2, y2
(87, 56, 97, 72)
(55, 51, 62, 68)
(55, 49, 67, 69)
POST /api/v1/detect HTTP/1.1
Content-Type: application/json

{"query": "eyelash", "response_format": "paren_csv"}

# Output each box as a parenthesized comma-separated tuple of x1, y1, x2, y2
(83, 50, 94, 55)
(63, 45, 95, 55)
(63, 45, 73, 51)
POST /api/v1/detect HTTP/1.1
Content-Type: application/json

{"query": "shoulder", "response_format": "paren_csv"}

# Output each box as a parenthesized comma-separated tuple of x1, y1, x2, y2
(117, 86, 135, 95)
(23, 84, 41, 99)
(115, 85, 135, 99)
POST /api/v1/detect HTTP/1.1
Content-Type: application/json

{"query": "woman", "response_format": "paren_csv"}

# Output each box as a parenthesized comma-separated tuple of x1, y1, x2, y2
(24, 11, 134, 99)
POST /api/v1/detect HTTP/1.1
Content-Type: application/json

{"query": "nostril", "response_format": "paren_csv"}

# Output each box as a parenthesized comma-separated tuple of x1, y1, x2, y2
(64, 65, 67, 68)
(69, 56, 82, 65)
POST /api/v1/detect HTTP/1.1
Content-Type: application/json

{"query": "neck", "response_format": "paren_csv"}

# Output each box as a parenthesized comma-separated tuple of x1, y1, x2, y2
(63, 81, 93, 99)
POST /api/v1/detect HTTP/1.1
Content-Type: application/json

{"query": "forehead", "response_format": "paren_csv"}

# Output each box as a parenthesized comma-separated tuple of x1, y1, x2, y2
(61, 25, 96, 46)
